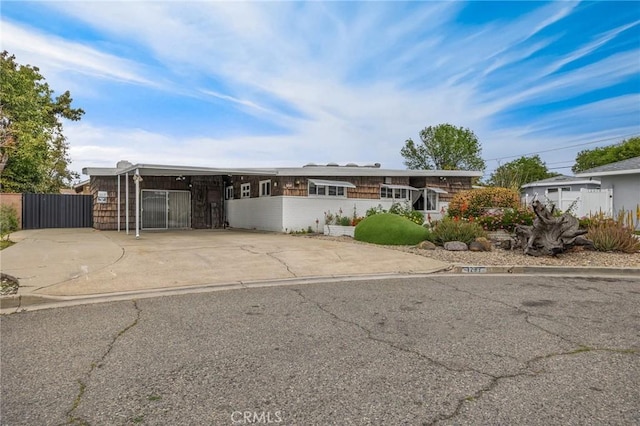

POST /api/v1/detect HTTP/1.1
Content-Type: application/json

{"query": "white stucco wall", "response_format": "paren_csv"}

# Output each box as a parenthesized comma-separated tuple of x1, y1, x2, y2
(281, 197, 396, 233)
(226, 196, 399, 232)
(225, 196, 284, 232)
(226, 195, 448, 233)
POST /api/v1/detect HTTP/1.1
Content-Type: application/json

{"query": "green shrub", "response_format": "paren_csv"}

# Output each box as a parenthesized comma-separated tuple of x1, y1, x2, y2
(388, 202, 424, 225)
(448, 187, 521, 219)
(338, 216, 351, 226)
(430, 217, 487, 246)
(325, 209, 364, 226)
(365, 205, 386, 217)
(0, 205, 19, 241)
(587, 219, 640, 253)
(366, 202, 424, 225)
(355, 213, 430, 245)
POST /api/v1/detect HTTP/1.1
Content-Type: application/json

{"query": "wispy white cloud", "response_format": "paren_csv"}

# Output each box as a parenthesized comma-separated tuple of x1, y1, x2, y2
(487, 50, 640, 110)
(0, 19, 154, 88)
(4, 0, 637, 180)
(544, 20, 640, 75)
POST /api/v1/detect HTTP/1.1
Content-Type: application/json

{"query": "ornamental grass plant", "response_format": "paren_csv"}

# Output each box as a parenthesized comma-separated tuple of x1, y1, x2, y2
(429, 217, 487, 246)
(586, 209, 640, 253)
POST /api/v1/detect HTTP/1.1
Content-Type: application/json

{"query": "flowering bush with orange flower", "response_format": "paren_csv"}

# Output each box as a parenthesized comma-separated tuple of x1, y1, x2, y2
(448, 187, 521, 219)
(475, 207, 535, 232)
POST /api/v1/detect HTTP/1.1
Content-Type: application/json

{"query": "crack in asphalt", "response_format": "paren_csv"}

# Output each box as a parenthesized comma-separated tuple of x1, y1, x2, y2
(422, 277, 639, 424)
(427, 345, 640, 426)
(64, 300, 141, 425)
(290, 287, 502, 425)
(290, 282, 638, 425)
(430, 276, 583, 347)
(289, 288, 481, 375)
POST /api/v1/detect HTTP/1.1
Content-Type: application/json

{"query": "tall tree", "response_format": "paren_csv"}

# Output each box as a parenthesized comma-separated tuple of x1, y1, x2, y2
(1, 51, 84, 193)
(400, 123, 486, 171)
(488, 155, 559, 190)
(572, 136, 640, 173)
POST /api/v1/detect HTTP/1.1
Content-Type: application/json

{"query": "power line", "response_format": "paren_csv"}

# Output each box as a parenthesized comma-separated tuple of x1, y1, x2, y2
(544, 160, 576, 166)
(485, 132, 639, 162)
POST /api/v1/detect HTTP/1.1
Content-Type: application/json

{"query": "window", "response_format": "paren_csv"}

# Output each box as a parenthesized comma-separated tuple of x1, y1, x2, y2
(413, 187, 446, 211)
(260, 180, 271, 197)
(308, 180, 350, 197)
(241, 183, 250, 199)
(380, 185, 410, 200)
(548, 187, 571, 193)
(425, 190, 437, 211)
(225, 186, 234, 200)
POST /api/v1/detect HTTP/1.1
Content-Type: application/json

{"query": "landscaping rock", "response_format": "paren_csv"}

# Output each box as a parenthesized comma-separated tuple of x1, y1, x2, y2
(499, 239, 513, 250)
(444, 241, 468, 251)
(417, 240, 437, 250)
(469, 241, 485, 252)
(474, 237, 492, 251)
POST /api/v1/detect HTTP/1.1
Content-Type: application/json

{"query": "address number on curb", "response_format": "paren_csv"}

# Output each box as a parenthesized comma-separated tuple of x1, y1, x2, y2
(461, 266, 487, 273)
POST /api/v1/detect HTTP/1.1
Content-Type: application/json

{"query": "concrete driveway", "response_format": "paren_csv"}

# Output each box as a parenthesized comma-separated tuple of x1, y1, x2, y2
(0, 228, 449, 301)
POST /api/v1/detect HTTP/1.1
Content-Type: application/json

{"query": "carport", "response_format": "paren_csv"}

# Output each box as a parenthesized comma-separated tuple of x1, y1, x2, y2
(82, 162, 273, 237)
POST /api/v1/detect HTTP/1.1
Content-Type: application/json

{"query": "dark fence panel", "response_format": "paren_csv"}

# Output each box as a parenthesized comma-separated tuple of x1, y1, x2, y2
(22, 194, 93, 229)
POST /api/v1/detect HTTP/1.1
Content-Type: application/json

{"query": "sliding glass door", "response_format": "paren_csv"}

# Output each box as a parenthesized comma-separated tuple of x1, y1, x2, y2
(141, 190, 191, 230)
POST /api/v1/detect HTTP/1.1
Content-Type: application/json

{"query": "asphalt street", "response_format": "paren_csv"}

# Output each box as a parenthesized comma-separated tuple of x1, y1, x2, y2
(1, 275, 639, 425)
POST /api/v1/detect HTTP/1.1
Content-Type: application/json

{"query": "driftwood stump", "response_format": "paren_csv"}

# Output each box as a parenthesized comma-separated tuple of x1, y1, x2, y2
(514, 200, 594, 257)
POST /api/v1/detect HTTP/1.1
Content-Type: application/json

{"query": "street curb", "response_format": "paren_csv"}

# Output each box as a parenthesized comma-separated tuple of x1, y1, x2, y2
(2, 266, 639, 314)
(0, 272, 443, 314)
(449, 265, 640, 276)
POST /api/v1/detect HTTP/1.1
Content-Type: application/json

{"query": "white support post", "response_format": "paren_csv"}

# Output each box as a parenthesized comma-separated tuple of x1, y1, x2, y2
(125, 173, 130, 234)
(134, 169, 142, 238)
(117, 174, 121, 232)
(423, 188, 427, 211)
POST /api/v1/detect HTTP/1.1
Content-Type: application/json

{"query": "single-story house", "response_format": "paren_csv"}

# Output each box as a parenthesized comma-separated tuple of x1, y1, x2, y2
(81, 161, 483, 235)
(575, 156, 640, 226)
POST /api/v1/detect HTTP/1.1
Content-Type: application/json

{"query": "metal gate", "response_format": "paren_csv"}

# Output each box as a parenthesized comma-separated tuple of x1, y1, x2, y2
(141, 190, 191, 230)
(22, 194, 93, 229)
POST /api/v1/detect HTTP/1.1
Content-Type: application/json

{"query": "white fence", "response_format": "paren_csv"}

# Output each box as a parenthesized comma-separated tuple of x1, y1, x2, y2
(522, 188, 613, 218)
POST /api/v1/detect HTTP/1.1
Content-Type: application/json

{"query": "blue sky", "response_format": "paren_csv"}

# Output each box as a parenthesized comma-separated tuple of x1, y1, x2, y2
(2, 1, 639, 180)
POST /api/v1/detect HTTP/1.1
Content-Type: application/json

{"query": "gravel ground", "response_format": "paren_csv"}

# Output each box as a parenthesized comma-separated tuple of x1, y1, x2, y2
(306, 235, 640, 268)
(0, 274, 19, 296)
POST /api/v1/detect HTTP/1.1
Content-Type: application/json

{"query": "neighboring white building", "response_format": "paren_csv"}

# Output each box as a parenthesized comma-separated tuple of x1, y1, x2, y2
(521, 175, 601, 199)
(575, 156, 640, 228)
(520, 175, 609, 217)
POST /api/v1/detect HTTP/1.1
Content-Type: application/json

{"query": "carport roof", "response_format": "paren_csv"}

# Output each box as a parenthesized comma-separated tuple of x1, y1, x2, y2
(82, 162, 484, 178)
(83, 163, 276, 177)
